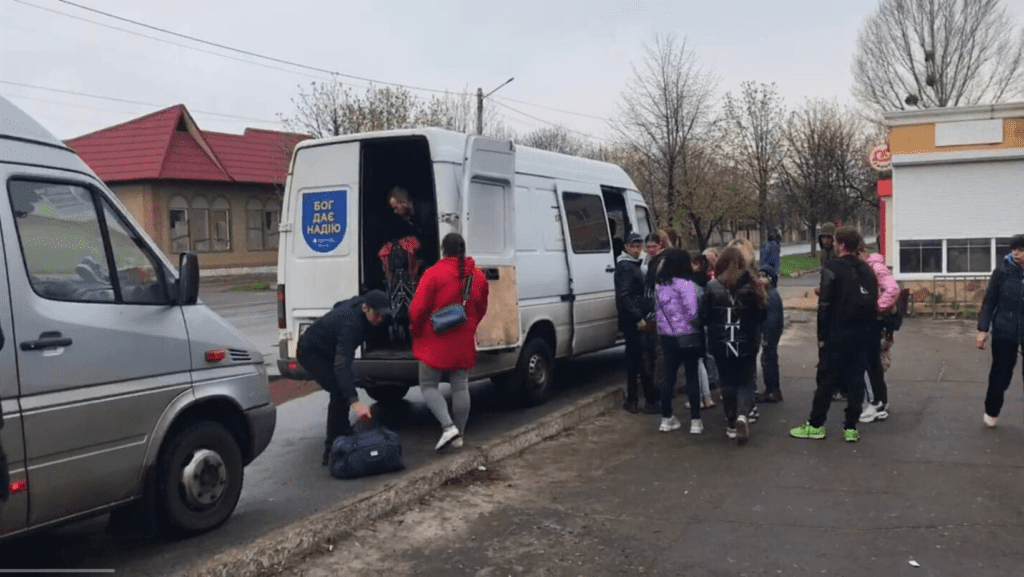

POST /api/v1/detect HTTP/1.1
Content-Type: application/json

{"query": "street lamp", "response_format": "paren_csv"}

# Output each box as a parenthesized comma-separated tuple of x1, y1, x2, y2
(476, 77, 514, 135)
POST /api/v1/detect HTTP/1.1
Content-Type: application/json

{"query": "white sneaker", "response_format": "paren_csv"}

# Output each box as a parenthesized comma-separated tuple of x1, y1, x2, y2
(859, 402, 889, 423)
(983, 413, 998, 428)
(451, 437, 464, 449)
(725, 427, 737, 439)
(735, 415, 749, 445)
(659, 416, 682, 432)
(435, 425, 461, 450)
(690, 419, 704, 434)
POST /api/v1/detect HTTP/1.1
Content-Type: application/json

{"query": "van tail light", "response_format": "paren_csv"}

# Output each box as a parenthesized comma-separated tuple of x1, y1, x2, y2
(277, 284, 286, 329)
(205, 349, 227, 362)
(10, 479, 27, 494)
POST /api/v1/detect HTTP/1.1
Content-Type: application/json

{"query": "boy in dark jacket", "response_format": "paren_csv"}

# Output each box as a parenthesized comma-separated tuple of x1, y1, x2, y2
(791, 227, 878, 443)
(975, 234, 1024, 428)
(615, 233, 658, 414)
(756, 267, 784, 403)
(298, 290, 391, 465)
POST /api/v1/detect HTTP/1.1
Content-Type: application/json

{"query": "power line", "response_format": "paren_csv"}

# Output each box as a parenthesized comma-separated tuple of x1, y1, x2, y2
(0, 80, 281, 124)
(490, 100, 614, 144)
(493, 95, 613, 122)
(12, 0, 330, 83)
(53, 0, 455, 94)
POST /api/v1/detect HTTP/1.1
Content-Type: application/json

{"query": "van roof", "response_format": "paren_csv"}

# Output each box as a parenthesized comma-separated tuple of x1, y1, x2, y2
(0, 95, 70, 149)
(294, 127, 638, 191)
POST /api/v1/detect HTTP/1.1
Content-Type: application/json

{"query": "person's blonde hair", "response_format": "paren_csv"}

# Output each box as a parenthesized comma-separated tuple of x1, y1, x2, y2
(726, 238, 756, 268)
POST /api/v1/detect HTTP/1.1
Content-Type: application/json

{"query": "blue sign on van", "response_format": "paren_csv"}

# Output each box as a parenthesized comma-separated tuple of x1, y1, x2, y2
(302, 189, 347, 253)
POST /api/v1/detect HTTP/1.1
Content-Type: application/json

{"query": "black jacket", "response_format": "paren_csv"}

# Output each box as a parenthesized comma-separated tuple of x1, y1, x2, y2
(298, 296, 372, 406)
(818, 255, 878, 344)
(614, 253, 651, 328)
(762, 284, 784, 342)
(978, 255, 1024, 344)
(699, 272, 767, 360)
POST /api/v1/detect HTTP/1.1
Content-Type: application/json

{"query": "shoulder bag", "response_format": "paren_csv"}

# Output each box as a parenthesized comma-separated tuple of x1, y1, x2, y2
(430, 274, 473, 334)
(329, 425, 405, 480)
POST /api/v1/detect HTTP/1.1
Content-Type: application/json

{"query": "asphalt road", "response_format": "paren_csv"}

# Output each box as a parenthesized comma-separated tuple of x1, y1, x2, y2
(0, 287, 631, 576)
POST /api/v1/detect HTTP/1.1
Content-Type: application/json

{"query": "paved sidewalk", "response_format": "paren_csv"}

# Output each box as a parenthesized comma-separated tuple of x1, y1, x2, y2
(261, 314, 1023, 576)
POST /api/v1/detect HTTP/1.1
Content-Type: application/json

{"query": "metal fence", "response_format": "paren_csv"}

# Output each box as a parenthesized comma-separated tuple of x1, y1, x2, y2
(907, 274, 991, 319)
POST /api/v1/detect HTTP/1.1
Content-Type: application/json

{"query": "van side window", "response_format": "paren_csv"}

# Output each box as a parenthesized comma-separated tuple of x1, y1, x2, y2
(562, 192, 611, 254)
(99, 199, 168, 304)
(7, 180, 167, 305)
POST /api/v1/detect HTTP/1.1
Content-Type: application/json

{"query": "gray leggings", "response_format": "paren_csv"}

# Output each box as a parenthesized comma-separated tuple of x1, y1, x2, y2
(418, 362, 471, 433)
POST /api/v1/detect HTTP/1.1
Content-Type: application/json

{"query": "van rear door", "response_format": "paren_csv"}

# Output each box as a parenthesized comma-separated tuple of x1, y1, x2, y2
(279, 142, 360, 356)
(460, 136, 519, 350)
(554, 182, 618, 354)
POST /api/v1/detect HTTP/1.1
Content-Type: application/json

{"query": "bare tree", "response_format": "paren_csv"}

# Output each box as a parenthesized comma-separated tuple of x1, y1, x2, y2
(780, 99, 876, 255)
(413, 89, 475, 132)
(612, 32, 718, 233)
(852, 0, 1024, 114)
(278, 80, 349, 138)
(281, 81, 425, 137)
(722, 81, 786, 242)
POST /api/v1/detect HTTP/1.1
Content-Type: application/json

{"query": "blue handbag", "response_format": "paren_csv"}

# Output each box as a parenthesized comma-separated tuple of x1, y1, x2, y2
(430, 275, 472, 334)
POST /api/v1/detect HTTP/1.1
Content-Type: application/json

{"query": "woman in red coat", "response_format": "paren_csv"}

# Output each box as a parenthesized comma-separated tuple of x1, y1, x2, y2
(408, 233, 489, 450)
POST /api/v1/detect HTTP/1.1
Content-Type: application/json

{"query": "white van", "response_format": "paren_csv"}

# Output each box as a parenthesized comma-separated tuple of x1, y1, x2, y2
(0, 96, 276, 540)
(276, 129, 654, 405)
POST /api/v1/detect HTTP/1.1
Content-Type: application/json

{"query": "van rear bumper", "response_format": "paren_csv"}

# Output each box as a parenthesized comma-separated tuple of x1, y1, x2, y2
(245, 403, 277, 462)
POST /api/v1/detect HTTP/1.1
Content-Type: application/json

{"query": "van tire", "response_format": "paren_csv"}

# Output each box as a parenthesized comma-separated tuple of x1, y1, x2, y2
(364, 384, 411, 405)
(154, 420, 244, 539)
(512, 337, 555, 407)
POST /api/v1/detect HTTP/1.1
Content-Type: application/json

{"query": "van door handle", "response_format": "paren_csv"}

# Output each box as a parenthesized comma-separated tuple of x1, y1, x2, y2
(605, 265, 615, 273)
(21, 331, 72, 351)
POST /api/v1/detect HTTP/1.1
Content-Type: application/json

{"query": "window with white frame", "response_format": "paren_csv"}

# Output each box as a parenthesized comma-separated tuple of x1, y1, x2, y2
(899, 240, 942, 273)
(169, 195, 190, 252)
(946, 238, 991, 273)
(995, 237, 1015, 263)
(211, 197, 230, 251)
(189, 196, 210, 252)
(246, 198, 281, 251)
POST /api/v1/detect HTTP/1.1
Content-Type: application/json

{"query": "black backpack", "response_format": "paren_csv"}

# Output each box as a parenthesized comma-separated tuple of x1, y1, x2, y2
(837, 258, 878, 324)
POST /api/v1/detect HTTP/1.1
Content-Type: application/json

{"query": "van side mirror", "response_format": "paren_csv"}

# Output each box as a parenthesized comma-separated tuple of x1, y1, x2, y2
(178, 252, 200, 305)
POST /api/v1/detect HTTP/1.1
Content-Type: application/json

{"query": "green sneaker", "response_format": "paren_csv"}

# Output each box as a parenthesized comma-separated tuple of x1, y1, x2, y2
(789, 422, 826, 439)
(844, 429, 861, 443)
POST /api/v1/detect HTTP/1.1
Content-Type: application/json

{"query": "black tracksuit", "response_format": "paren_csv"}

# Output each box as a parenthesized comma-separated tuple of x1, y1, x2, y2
(615, 253, 656, 405)
(297, 296, 373, 447)
(977, 254, 1024, 418)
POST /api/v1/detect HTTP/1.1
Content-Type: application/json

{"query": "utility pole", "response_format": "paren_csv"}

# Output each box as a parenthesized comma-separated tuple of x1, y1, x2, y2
(476, 77, 514, 135)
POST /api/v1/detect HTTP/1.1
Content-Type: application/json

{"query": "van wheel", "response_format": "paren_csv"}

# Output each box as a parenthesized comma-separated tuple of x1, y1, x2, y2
(364, 385, 411, 405)
(512, 337, 555, 407)
(154, 420, 244, 539)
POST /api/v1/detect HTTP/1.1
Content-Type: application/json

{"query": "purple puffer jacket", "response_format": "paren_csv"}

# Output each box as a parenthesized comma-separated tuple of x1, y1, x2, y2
(656, 278, 699, 337)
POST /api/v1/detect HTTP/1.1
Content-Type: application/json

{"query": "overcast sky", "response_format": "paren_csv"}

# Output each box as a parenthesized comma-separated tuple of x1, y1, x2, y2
(2, 0, 1022, 142)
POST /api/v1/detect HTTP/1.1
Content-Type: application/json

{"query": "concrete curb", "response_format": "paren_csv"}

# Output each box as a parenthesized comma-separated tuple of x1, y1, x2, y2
(182, 385, 624, 577)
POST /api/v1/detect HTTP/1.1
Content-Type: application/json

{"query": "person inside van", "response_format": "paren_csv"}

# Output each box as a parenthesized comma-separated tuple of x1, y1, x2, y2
(297, 289, 392, 466)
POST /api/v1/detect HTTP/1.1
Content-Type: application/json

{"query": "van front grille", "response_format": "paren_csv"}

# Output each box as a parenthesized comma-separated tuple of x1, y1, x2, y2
(228, 349, 253, 362)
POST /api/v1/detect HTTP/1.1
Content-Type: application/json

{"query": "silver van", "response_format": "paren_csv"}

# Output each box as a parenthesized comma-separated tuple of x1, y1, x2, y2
(0, 96, 276, 540)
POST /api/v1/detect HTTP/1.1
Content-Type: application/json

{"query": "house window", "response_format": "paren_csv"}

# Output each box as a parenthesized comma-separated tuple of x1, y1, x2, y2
(247, 198, 281, 251)
(995, 237, 1015, 264)
(899, 240, 941, 273)
(211, 197, 231, 251)
(190, 196, 210, 252)
(169, 196, 189, 253)
(562, 192, 610, 254)
(947, 238, 990, 273)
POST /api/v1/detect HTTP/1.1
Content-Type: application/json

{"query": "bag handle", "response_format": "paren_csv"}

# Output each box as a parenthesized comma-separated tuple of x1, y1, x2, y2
(461, 273, 472, 305)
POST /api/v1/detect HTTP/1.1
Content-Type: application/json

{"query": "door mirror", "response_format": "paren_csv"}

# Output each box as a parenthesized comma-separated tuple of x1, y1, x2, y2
(177, 252, 200, 305)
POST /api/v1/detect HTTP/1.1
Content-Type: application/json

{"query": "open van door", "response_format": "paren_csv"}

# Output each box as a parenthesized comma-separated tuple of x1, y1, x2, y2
(460, 136, 519, 350)
(554, 181, 618, 354)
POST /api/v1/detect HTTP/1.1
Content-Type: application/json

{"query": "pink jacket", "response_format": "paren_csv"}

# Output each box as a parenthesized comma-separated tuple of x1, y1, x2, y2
(866, 253, 899, 312)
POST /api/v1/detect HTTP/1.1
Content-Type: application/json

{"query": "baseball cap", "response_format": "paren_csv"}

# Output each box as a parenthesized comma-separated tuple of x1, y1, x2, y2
(362, 289, 393, 316)
(625, 232, 644, 245)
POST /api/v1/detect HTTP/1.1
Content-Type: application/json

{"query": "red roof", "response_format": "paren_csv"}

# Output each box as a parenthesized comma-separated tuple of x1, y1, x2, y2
(65, 105, 310, 185)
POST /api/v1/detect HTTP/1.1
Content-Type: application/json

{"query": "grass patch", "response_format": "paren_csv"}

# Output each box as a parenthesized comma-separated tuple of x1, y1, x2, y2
(235, 281, 273, 291)
(780, 253, 820, 276)
(778, 242, 880, 276)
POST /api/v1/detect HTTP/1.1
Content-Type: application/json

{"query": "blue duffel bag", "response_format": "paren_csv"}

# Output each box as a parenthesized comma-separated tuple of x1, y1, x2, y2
(329, 426, 405, 480)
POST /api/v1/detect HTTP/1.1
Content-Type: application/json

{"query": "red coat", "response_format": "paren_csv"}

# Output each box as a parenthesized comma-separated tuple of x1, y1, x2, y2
(409, 256, 489, 370)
